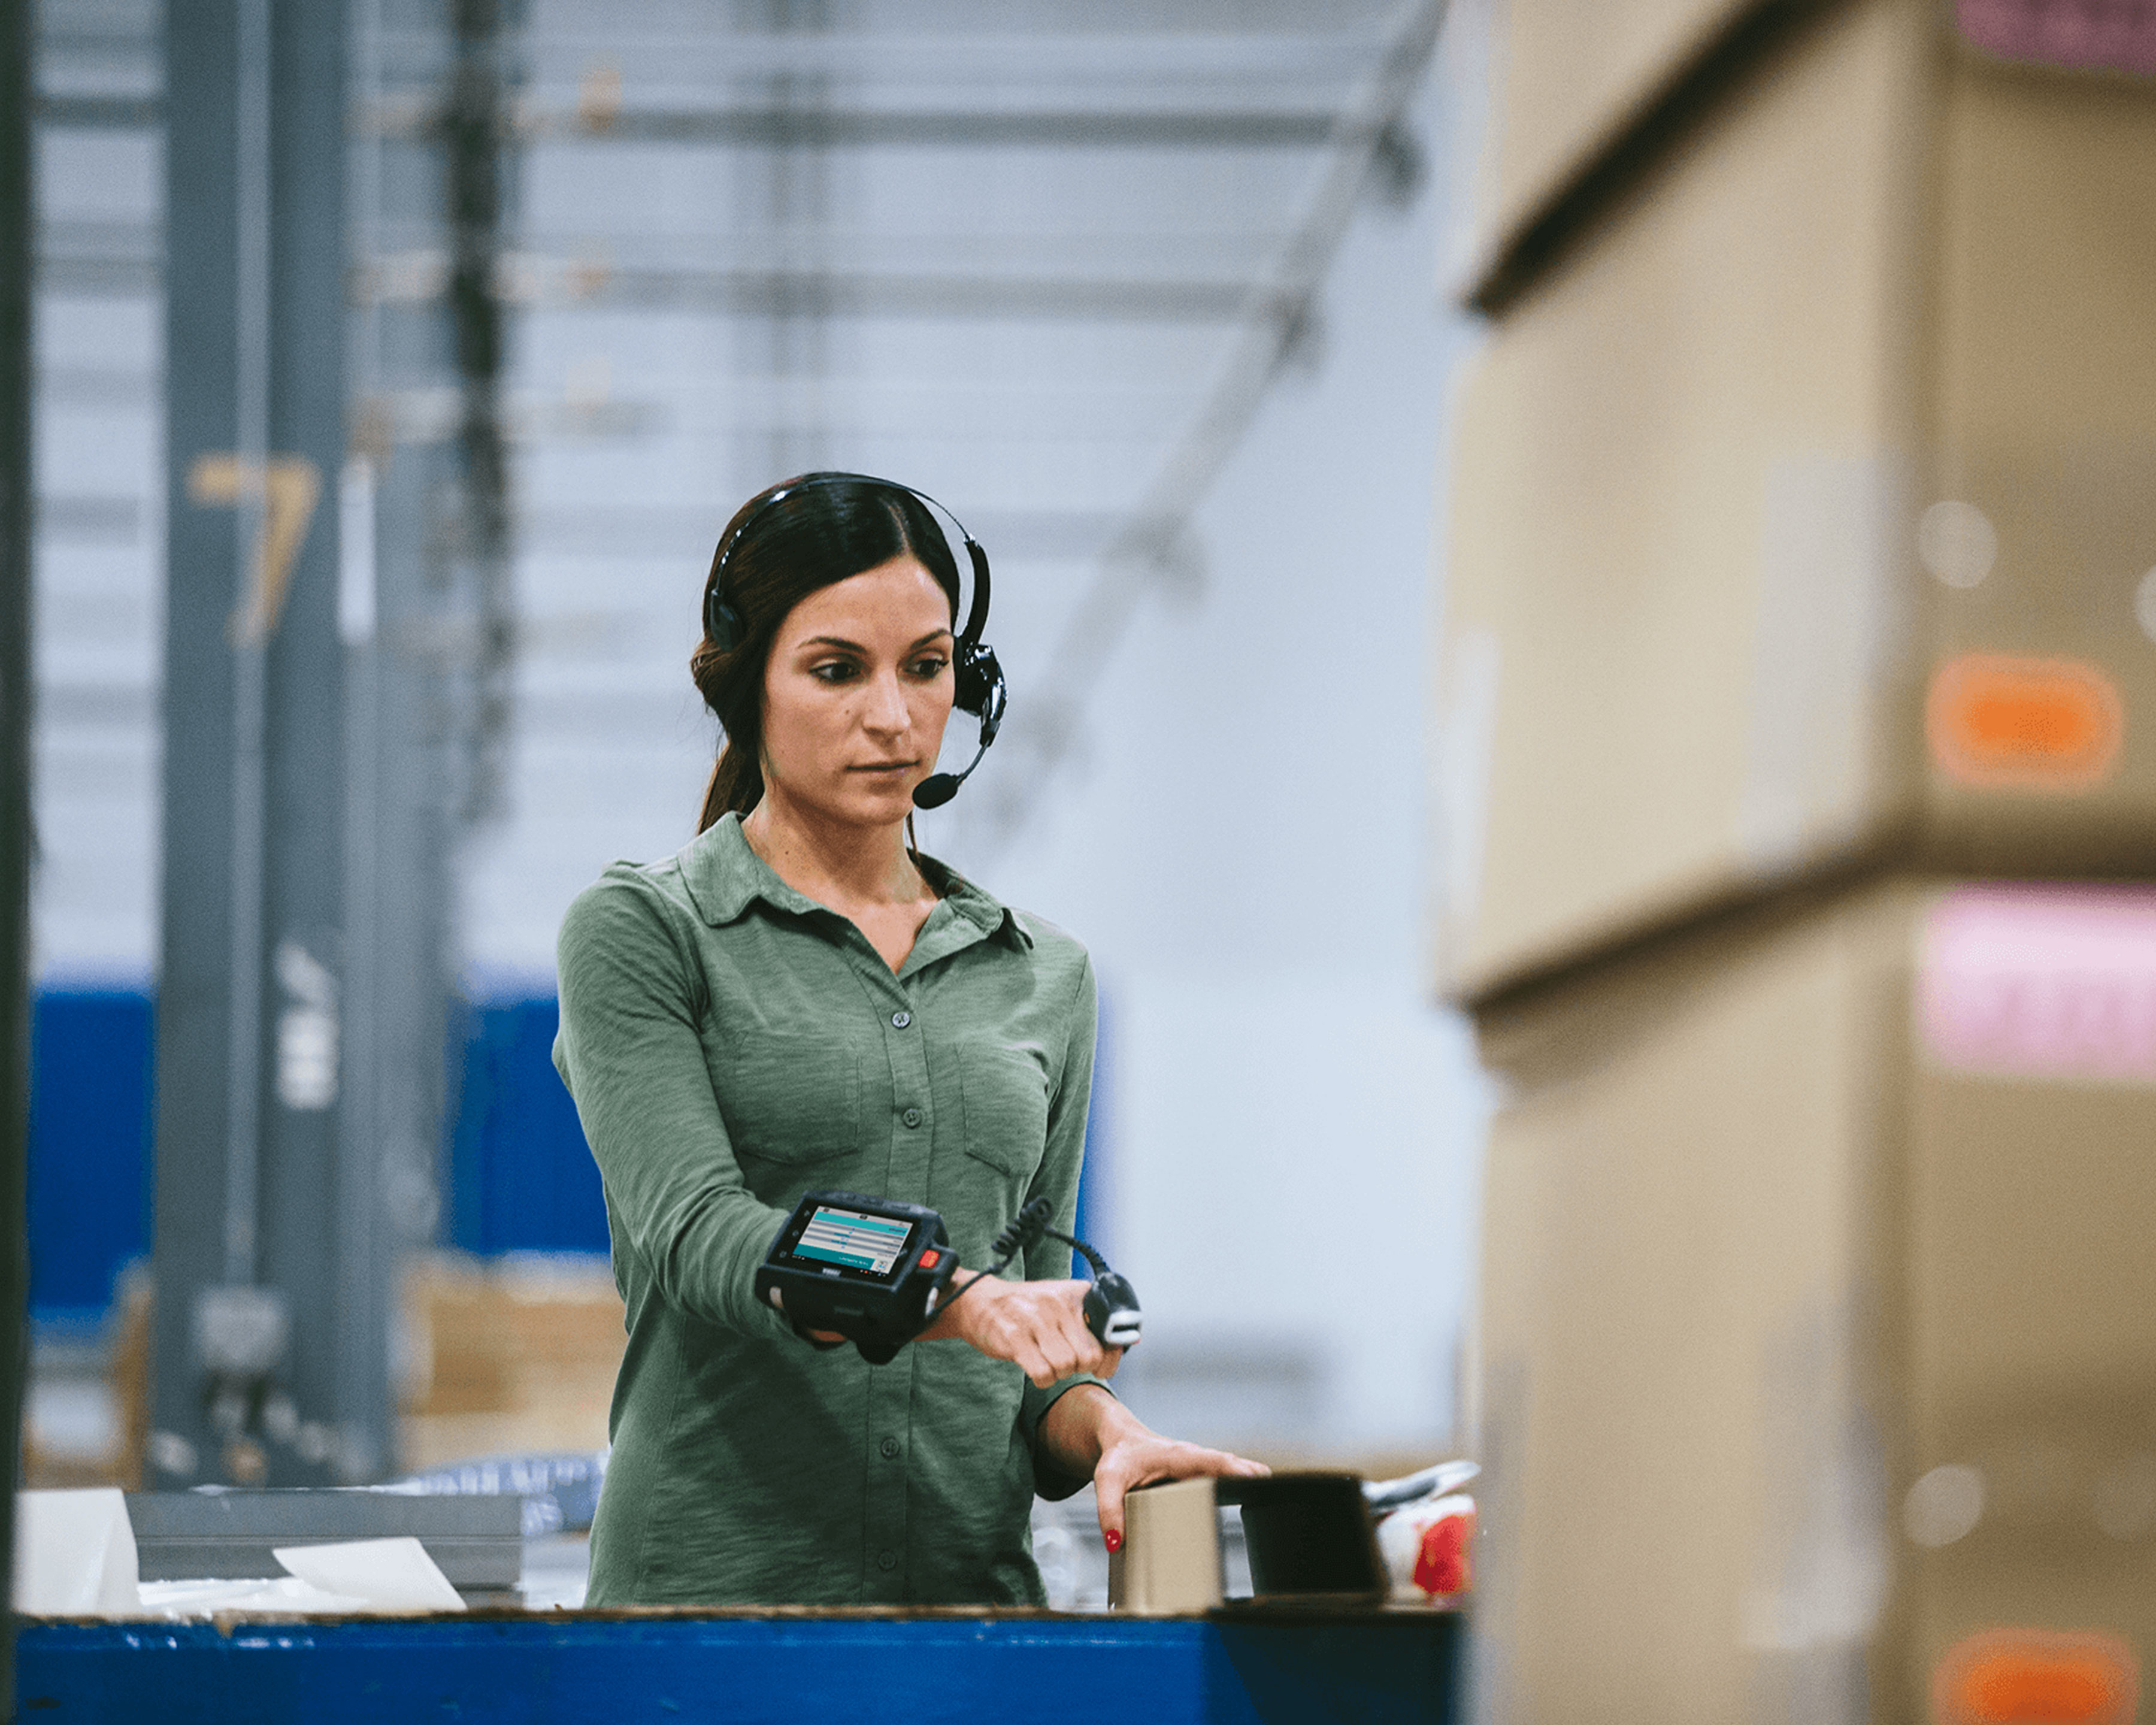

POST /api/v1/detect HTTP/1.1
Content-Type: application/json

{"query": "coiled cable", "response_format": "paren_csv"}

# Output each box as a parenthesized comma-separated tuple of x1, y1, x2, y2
(932, 1196, 1103, 1323)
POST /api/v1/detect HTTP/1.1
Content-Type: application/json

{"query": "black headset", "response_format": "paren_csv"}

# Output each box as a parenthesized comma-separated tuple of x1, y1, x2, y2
(704, 472, 1007, 810)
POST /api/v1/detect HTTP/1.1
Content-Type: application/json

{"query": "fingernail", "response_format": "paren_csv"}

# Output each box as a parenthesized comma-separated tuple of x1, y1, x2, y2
(1104, 1529, 1122, 1554)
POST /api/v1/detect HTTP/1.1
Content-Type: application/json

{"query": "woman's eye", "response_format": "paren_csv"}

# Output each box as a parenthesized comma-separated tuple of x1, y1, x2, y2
(908, 656, 949, 679)
(810, 661, 860, 684)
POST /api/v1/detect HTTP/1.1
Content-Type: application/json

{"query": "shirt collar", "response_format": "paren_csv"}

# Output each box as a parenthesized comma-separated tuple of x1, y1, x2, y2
(917, 851, 1034, 950)
(680, 812, 1033, 949)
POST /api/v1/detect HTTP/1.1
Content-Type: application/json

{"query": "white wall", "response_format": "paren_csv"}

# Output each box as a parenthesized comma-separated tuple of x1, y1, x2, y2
(31, 132, 165, 985)
(976, 63, 1491, 1460)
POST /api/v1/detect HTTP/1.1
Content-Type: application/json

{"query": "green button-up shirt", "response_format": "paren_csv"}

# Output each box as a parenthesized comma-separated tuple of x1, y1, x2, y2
(553, 812, 1104, 1607)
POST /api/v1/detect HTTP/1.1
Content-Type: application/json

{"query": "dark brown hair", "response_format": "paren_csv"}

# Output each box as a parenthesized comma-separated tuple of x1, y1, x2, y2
(692, 474, 963, 833)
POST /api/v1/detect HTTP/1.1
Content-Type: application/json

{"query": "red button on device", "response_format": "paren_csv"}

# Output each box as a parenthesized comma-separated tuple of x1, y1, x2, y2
(919, 1249, 941, 1269)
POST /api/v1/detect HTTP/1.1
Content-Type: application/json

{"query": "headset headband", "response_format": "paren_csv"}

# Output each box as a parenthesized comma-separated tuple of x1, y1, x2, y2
(707, 471, 991, 649)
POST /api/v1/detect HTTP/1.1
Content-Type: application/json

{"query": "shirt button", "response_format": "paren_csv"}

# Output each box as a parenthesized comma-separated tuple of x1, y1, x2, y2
(877, 1550, 899, 1572)
(903, 1107, 922, 1128)
(891, 1010, 912, 1028)
(880, 1436, 900, 1459)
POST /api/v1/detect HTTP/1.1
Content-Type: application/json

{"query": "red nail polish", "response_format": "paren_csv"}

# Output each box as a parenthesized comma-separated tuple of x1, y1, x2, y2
(1104, 1529, 1122, 1554)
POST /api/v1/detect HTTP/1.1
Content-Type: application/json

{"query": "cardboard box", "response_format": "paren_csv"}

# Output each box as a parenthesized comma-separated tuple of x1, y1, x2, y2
(1436, 0, 2156, 1001)
(1473, 876, 2156, 1722)
(1459, 0, 1767, 281)
(1460, 0, 2156, 304)
(398, 1257, 625, 1472)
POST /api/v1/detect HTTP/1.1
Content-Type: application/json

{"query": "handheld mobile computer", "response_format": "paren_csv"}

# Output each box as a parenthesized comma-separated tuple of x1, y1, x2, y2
(754, 1193, 957, 1364)
(757, 1189, 1142, 1364)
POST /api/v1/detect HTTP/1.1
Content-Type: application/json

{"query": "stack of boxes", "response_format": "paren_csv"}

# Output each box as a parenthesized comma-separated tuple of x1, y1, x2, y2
(399, 1257, 625, 1472)
(1438, 1, 2156, 1717)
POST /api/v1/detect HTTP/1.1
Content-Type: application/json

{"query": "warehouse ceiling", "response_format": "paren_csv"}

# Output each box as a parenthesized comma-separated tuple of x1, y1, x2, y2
(32, 0, 1443, 979)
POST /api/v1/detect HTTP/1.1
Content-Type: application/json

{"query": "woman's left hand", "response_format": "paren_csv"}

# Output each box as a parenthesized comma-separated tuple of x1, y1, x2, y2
(1038, 1385, 1269, 1552)
(1094, 1427, 1269, 1553)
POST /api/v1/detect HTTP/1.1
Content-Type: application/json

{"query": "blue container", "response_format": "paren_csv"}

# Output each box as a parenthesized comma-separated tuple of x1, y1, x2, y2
(18, 1611, 1462, 1724)
(26, 988, 156, 1325)
(448, 995, 610, 1257)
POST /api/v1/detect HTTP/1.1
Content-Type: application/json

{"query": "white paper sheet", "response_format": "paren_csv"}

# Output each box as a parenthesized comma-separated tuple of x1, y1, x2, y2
(137, 1575, 375, 1615)
(14, 1489, 141, 1615)
(15, 1498, 470, 1618)
(271, 1536, 465, 1614)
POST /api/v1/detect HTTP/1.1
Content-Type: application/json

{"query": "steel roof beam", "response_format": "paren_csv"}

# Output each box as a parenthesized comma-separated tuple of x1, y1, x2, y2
(359, 259, 1285, 323)
(367, 101, 1339, 149)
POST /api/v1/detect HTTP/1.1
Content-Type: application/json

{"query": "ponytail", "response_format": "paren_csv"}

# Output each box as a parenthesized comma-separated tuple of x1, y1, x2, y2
(697, 739, 761, 833)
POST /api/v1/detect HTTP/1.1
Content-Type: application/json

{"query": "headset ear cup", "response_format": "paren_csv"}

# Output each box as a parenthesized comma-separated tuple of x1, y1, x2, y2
(952, 641, 996, 716)
(707, 592, 744, 652)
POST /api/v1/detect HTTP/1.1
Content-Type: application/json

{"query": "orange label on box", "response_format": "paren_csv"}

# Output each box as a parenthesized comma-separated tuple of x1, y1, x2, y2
(1927, 653, 2124, 789)
(1933, 1629, 2138, 1725)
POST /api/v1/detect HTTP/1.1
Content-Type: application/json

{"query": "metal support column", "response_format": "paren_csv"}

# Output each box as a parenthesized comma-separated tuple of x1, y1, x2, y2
(152, 0, 379, 1487)
(343, 0, 505, 1369)
(446, 0, 514, 825)
(0, 0, 37, 1689)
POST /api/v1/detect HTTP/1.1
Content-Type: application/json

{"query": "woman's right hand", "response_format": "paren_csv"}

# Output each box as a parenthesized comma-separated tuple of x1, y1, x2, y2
(918, 1272, 1122, 1387)
(768, 1288, 851, 1347)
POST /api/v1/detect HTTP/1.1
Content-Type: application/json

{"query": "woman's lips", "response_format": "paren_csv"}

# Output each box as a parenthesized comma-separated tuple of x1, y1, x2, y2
(848, 761, 916, 773)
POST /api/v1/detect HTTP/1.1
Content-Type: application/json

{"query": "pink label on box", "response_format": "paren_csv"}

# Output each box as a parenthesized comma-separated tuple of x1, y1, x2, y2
(1957, 0, 2156, 76)
(1920, 883, 2156, 1081)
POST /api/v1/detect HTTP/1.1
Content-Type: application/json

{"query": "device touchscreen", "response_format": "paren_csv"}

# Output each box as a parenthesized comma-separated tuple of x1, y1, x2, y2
(789, 1203, 915, 1281)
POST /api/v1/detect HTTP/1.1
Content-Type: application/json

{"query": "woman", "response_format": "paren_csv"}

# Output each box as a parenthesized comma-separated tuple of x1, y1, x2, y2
(555, 473, 1265, 1606)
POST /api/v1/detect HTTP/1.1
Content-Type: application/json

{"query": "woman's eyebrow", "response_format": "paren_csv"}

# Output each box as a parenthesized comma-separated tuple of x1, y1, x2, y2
(797, 627, 953, 654)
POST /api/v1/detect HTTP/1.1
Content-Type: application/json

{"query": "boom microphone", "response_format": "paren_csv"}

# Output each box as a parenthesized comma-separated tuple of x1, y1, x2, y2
(912, 740, 988, 810)
(912, 638, 1006, 809)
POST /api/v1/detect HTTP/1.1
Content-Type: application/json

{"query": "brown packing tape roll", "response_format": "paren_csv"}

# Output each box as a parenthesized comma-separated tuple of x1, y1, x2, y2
(1108, 1477, 1222, 1615)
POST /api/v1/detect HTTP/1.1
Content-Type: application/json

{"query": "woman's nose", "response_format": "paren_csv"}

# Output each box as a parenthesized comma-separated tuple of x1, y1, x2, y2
(861, 670, 910, 734)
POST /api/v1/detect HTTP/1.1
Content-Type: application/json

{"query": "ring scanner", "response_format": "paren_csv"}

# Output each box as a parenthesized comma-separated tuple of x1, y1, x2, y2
(756, 1190, 1141, 1364)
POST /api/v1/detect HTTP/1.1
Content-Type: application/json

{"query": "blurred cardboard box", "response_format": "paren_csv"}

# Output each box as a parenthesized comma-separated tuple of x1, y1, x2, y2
(1436, 0, 2156, 1001)
(399, 1256, 623, 1472)
(1458, 0, 2156, 302)
(1473, 876, 2156, 1723)
(1457, 0, 1769, 283)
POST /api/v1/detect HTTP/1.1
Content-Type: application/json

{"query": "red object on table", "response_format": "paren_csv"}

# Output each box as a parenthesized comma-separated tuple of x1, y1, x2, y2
(1413, 1509, 1473, 1597)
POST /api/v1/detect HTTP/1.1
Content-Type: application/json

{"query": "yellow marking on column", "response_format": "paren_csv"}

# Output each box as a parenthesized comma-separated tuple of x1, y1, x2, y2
(187, 452, 325, 645)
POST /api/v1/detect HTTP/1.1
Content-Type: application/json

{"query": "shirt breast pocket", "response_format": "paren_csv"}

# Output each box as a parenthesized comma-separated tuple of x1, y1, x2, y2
(714, 1031, 863, 1188)
(958, 1043, 1050, 1194)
